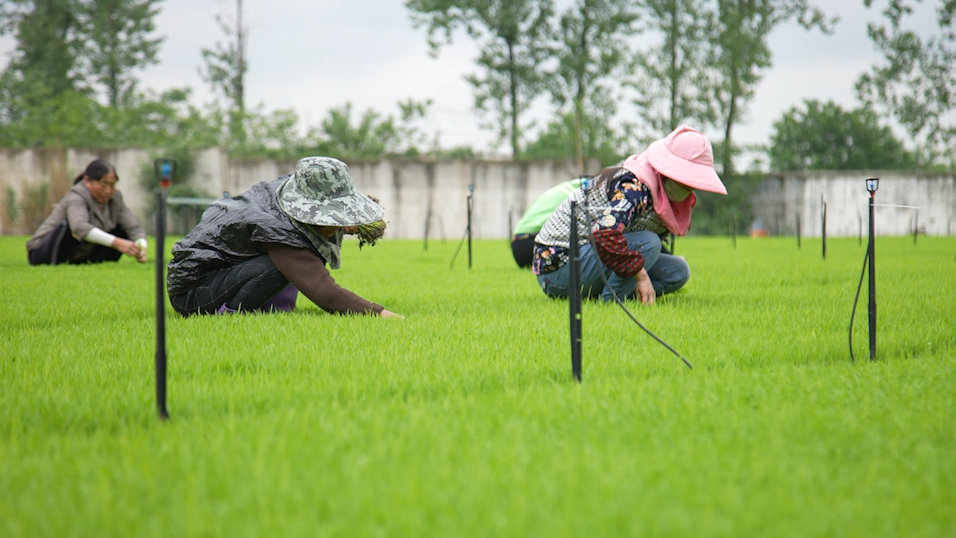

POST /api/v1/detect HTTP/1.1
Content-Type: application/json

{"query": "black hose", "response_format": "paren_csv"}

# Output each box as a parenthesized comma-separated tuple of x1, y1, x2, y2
(576, 193, 693, 369)
(848, 242, 871, 362)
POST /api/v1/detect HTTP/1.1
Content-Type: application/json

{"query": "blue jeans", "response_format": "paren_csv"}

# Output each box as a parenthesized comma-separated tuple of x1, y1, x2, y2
(536, 232, 690, 301)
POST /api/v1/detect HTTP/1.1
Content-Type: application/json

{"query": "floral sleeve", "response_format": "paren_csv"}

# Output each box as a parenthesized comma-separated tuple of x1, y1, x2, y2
(591, 173, 653, 278)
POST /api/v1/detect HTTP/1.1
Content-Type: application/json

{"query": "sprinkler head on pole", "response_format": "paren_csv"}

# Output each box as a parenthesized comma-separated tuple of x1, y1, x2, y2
(865, 177, 879, 194)
(154, 159, 178, 189)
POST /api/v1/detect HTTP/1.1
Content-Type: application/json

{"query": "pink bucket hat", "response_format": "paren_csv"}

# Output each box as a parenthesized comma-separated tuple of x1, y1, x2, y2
(645, 125, 727, 195)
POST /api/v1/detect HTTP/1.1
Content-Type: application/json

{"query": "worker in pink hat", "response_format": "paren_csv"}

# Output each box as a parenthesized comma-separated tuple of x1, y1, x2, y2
(532, 125, 726, 304)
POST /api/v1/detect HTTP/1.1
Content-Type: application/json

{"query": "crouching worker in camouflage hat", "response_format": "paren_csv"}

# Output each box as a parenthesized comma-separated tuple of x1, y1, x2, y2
(166, 157, 402, 318)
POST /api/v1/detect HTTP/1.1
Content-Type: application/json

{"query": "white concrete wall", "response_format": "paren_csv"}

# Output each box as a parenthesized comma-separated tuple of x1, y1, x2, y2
(751, 172, 956, 237)
(2, 148, 953, 238)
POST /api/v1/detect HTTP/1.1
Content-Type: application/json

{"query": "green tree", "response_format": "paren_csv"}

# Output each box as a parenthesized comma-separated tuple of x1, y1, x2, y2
(856, 0, 956, 169)
(406, 0, 554, 157)
(0, 0, 86, 139)
(78, 0, 163, 108)
(306, 102, 400, 159)
(232, 106, 304, 158)
(395, 97, 434, 157)
(101, 88, 222, 148)
(547, 0, 638, 172)
(199, 0, 247, 145)
(0, 80, 97, 146)
(632, 0, 717, 138)
(711, 0, 834, 175)
(769, 99, 916, 170)
(0, 0, 171, 147)
(523, 110, 626, 167)
(0, 0, 82, 97)
(303, 100, 439, 160)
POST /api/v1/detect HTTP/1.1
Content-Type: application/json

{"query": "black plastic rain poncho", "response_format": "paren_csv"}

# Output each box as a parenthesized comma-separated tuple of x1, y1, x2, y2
(166, 177, 342, 297)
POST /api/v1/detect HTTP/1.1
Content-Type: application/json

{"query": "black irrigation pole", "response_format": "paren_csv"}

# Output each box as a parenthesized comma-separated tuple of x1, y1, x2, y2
(467, 184, 474, 269)
(731, 212, 737, 249)
(796, 213, 802, 249)
(423, 207, 431, 251)
(153, 159, 176, 420)
(449, 184, 475, 270)
(913, 209, 919, 246)
(867, 179, 878, 360)
(568, 201, 583, 382)
(508, 207, 513, 247)
(850, 179, 882, 362)
(822, 195, 827, 260)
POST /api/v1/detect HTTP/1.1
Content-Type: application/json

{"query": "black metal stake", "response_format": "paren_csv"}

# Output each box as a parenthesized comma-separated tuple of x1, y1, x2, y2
(508, 207, 513, 247)
(796, 213, 801, 249)
(731, 212, 737, 249)
(467, 184, 474, 269)
(449, 185, 475, 270)
(822, 196, 827, 260)
(913, 210, 919, 246)
(423, 207, 431, 251)
(155, 189, 169, 420)
(568, 201, 582, 382)
(867, 187, 877, 361)
(153, 159, 176, 420)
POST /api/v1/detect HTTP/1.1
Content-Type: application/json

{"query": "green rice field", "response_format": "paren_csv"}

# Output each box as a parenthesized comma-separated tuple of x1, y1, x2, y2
(1, 234, 954, 537)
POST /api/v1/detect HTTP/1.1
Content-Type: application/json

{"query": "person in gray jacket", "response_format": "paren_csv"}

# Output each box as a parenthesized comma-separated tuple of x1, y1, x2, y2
(166, 156, 402, 318)
(27, 159, 147, 265)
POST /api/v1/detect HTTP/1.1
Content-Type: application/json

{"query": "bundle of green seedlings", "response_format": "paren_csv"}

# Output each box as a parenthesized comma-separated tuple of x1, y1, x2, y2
(356, 195, 387, 249)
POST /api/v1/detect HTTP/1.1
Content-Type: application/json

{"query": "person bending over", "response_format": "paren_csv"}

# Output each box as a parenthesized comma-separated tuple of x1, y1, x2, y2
(511, 178, 584, 268)
(533, 125, 726, 304)
(166, 156, 401, 318)
(27, 159, 147, 265)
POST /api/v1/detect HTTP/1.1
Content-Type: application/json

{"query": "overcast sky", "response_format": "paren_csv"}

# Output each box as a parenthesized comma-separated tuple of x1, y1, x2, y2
(0, 0, 940, 157)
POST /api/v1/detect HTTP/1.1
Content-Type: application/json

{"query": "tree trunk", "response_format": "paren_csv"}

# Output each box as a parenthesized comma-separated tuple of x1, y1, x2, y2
(574, 5, 591, 175)
(233, 0, 246, 144)
(668, 0, 679, 132)
(508, 38, 519, 158)
(723, 93, 736, 177)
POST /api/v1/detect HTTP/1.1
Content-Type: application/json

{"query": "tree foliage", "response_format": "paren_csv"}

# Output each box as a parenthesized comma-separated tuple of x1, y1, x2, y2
(406, 0, 554, 157)
(0, 0, 165, 144)
(199, 0, 248, 146)
(304, 100, 435, 160)
(547, 0, 638, 171)
(769, 99, 916, 171)
(710, 0, 834, 176)
(0, 0, 82, 96)
(523, 110, 627, 167)
(79, 0, 163, 108)
(856, 0, 956, 169)
(632, 0, 716, 139)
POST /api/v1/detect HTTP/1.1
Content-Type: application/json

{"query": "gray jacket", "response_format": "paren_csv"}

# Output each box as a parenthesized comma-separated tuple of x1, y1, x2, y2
(166, 177, 342, 297)
(26, 182, 146, 253)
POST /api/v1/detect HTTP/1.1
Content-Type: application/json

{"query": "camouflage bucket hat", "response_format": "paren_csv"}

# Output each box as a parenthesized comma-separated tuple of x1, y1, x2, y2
(277, 157, 384, 226)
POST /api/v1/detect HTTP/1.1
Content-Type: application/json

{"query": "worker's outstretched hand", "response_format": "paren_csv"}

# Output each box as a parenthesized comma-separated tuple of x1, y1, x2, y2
(636, 269, 655, 305)
(114, 238, 147, 263)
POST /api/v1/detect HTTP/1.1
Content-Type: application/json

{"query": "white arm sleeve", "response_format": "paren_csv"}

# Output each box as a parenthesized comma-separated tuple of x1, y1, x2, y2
(84, 227, 117, 247)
